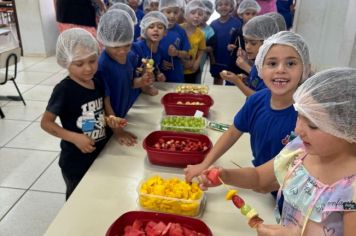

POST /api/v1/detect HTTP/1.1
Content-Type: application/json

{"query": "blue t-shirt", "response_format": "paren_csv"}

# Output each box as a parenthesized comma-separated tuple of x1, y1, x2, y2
(134, 9, 145, 41)
(98, 50, 139, 117)
(210, 16, 242, 78)
(233, 89, 297, 167)
(159, 24, 191, 83)
(246, 64, 266, 91)
(131, 39, 163, 76)
(277, 0, 294, 29)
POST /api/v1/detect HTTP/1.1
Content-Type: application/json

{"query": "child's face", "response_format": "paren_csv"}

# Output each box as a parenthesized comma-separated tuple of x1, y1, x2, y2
(127, 0, 139, 8)
(186, 9, 205, 27)
(239, 9, 257, 24)
(162, 7, 180, 28)
(261, 44, 303, 98)
(244, 36, 263, 60)
(68, 54, 98, 83)
(105, 44, 132, 64)
(216, 0, 233, 17)
(150, 2, 159, 11)
(146, 22, 166, 42)
(295, 114, 348, 157)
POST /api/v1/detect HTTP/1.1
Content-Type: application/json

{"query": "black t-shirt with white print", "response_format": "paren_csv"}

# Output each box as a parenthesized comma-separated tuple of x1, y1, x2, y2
(46, 76, 109, 175)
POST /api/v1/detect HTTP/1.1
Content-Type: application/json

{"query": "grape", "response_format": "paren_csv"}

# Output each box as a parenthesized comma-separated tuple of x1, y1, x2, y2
(161, 116, 205, 133)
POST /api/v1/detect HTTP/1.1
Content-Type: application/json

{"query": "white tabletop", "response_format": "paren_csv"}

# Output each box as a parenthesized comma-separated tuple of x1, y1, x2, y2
(44, 82, 276, 236)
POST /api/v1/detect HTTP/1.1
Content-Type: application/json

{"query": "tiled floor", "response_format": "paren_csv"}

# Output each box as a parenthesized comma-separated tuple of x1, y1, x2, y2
(0, 56, 67, 236)
(0, 56, 214, 235)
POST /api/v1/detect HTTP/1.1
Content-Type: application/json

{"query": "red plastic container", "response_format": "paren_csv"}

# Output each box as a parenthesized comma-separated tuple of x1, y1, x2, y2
(106, 211, 213, 236)
(143, 131, 212, 167)
(161, 93, 214, 117)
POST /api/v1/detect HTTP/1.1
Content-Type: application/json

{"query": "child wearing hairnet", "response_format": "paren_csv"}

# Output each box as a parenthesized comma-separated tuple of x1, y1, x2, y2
(181, 0, 206, 84)
(126, 0, 144, 41)
(197, 0, 215, 84)
(131, 11, 168, 95)
(97, 10, 151, 146)
(209, 0, 242, 85)
(41, 28, 127, 200)
(159, 0, 191, 83)
(186, 32, 312, 201)
(198, 67, 356, 236)
(143, 0, 159, 13)
(221, 14, 280, 96)
(227, 0, 260, 81)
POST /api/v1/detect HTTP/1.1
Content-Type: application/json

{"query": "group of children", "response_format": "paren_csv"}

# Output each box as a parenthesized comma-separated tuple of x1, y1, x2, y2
(42, 0, 355, 235)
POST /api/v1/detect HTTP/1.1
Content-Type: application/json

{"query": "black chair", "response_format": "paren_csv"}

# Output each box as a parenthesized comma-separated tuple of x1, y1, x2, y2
(0, 46, 26, 105)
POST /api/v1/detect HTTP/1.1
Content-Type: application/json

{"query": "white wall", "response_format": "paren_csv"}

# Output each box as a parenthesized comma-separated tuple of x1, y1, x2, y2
(16, 0, 58, 57)
(293, 0, 356, 71)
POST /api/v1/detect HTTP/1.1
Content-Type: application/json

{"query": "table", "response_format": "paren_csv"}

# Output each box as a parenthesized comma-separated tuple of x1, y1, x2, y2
(44, 83, 276, 236)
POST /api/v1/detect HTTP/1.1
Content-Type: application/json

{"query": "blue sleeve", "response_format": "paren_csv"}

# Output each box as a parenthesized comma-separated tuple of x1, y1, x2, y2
(98, 54, 111, 97)
(233, 98, 252, 133)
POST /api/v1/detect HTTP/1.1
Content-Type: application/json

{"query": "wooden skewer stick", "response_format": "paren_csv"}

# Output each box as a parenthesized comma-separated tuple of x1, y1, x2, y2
(230, 160, 243, 168)
(218, 176, 231, 191)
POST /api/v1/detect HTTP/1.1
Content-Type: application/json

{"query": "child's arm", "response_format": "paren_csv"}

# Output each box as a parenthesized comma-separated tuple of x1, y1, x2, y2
(220, 71, 256, 97)
(184, 125, 243, 182)
(168, 45, 190, 60)
(192, 49, 205, 72)
(132, 71, 154, 88)
(103, 97, 137, 146)
(236, 48, 251, 73)
(40, 111, 96, 153)
(344, 211, 356, 236)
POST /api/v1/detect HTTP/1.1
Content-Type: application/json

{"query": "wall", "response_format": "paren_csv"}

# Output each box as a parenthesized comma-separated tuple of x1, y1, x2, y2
(293, 0, 356, 71)
(16, 0, 58, 57)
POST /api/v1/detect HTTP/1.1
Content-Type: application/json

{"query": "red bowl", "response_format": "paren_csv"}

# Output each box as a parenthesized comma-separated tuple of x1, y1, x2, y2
(161, 93, 214, 117)
(106, 211, 213, 236)
(143, 131, 212, 167)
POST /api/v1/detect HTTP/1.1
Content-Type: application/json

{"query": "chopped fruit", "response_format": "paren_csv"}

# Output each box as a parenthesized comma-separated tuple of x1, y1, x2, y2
(225, 189, 237, 200)
(248, 216, 264, 229)
(207, 168, 221, 185)
(240, 204, 251, 215)
(231, 195, 245, 208)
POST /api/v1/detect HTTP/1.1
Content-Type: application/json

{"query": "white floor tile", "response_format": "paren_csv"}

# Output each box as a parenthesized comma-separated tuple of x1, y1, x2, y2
(0, 191, 65, 236)
(23, 84, 54, 102)
(0, 119, 30, 147)
(0, 148, 58, 189)
(0, 187, 25, 219)
(26, 61, 62, 74)
(39, 70, 67, 86)
(16, 71, 54, 85)
(0, 82, 35, 97)
(1, 100, 47, 121)
(31, 158, 65, 193)
(5, 122, 60, 151)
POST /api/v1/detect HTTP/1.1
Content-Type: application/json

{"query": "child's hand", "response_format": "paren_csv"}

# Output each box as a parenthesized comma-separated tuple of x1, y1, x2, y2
(257, 224, 301, 236)
(197, 167, 223, 190)
(227, 44, 237, 51)
(105, 115, 127, 129)
(220, 70, 240, 84)
(156, 72, 166, 82)
(205, 46, 213, 53)
(184, 162, 210, 182)
(114, 128, 138, 146)
(73, 133, 96, 153)
(162, 60, 173, 70)
(183, 59, 194, 70)
(141, 72, 154, 86)
(168, 45, 178, 57)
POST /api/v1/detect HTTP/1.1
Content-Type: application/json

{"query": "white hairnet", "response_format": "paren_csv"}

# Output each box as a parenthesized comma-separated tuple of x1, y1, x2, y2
(255, 31, 311, 82)
(293, 68, 356, 143)
(108, 3, 138, 25)
(124, 0, 143, 6)
(201, 0, 214, 15)
(265, 12, 287, 31)
(237, 0, 261, 14)
(56, 28, 99, 69)
(215, 0, 236, 10)
(243, 14, 279, 40)
(159, 0, 184, 11)
(185, 0, 206, 17)
(97, 9, 134, 47)
(140, 11, 168, 38)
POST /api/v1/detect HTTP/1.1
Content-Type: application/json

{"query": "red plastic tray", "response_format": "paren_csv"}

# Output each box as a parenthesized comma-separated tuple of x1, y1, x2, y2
(143, 131, 212, 167)
(161, 93, 214, 117)
(106, 211, 213, 236)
